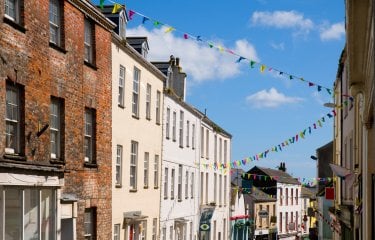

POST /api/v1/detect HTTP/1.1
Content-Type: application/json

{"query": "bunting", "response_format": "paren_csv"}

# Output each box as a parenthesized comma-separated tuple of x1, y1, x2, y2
(112, 3, 123, 13)
(125, 9, 342, 97)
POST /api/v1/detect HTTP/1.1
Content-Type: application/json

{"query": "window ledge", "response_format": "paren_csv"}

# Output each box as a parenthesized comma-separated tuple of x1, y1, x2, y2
(156, 122, 161, 126)
(129, 189, 137, 193)
(118, 104, 125, 109)
(3, 154, 26, 161)
(132, 115, 140, 120)
(84, 60, 98, 70)
(84, 162, 98, 168)
(3, 17, 26, 33)
(144, 186, 149, 189)
(49, 42, 67, 54)
(154, 186, 159, 189)
(115, 184, 122, 188)
(50, 159, 65, 165)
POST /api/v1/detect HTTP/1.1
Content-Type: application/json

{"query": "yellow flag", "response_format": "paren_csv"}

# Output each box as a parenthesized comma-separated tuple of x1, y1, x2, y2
(112, 3, 122, 13)
(165, 27, 175, 33)
(260, 65, 266, 73)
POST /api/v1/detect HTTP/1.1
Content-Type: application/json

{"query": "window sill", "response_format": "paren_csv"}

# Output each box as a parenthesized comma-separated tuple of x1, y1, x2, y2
(179, 146, 183, 149)
(84, 60, 98, 70)
(156, 122, 161, 126)
(146, 117, 151, 121)
(50, 159, 65, 165)
(49, 42, 67, 54)
(84, 162, 98, 168)
(118, 104, 125, 109)
(132, 115, 140, 120)
(144, 186, 149, 189)
(3, 153, 26, 161)
(115, 184, 122, 188)
(154, 186, 159, 189)
(129, 189, 137, 193)
(178, 199, 182, 202)
(3, 17, 26, 33)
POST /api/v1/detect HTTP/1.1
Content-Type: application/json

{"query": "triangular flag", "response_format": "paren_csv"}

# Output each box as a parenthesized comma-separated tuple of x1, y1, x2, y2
(236, 57, 245, 63)
(327, 89, 332, 95)
(196, 36, 202, 41)
(279, 72, 283, 75)
(208, 42, 214, 48)
(153, 21, 161, 27)
(308, 82, 315, 87)
(112, 3, 122, 14)
(260, 65, 266, 73)
(218, 46, 224, 52)
(183, 33, 189, 39)
(99, 0, 105, 9)
(289, 75, 293, 80)
(142, 17, 149, 24)
(128, 10, 135, 20)
(250, 61, 256, 68)
(165, 27, 175, 33)
(317, 85, 322, 91)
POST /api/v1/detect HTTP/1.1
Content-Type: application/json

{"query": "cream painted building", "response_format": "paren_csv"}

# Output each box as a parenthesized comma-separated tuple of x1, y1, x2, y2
(109, 9, 166, 239)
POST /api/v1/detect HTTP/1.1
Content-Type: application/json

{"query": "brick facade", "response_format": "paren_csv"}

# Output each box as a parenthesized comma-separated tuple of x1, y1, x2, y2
(0, 0, 114, 239)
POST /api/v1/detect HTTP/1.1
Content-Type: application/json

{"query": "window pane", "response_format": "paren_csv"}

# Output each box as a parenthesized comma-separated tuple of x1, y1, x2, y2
(5, 189, 22, 240)
(41, 189, 56, 240)
(24, 189, 39, 240)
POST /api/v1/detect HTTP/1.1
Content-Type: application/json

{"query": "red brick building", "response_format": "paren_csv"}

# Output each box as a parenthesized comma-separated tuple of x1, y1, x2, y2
(0, 0, 114, 239)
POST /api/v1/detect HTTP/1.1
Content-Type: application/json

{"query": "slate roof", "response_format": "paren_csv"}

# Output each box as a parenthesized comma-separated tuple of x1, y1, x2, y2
(250, 186, 276, 202)
(249, 166, 300, 185)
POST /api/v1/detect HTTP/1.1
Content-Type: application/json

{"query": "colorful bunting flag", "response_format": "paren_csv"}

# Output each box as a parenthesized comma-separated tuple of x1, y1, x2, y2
(112, 3, 122, 14)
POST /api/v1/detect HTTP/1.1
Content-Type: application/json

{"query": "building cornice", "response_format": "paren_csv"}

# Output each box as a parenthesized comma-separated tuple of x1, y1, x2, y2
(67, 0, 116, 31)
(112, 34, 166, 81)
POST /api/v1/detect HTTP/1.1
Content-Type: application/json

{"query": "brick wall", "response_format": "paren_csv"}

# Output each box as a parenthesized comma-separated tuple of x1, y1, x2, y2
(0, 0, 113, 239)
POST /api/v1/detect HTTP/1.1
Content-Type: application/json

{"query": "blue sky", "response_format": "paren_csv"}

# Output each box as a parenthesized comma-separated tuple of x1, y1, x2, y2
(95, 0, 345, 180)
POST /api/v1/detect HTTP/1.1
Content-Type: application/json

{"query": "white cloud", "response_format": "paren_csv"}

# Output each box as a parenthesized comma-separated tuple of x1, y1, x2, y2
(270, 42, 285, 50)
(250, 11, 314, 35)
(127, 26, 259, 83)
(319, 22, 345, 41)
(246, 88, 304, 108)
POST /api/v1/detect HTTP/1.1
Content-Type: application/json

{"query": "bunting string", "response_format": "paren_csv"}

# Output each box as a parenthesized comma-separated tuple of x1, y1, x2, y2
(125, 9, 337, 96)
(315, 209, 341, 235)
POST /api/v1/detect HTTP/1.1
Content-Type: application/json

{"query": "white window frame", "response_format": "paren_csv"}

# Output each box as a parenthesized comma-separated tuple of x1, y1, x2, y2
(224, 176, 227, 205)
(206, 129, 209, 159)
(171, 168, 175, 199)
(186, 120, 190, 147)
(152, 218, 157, 240)
(190, 172, 194, 199)
(219, 174, 222, 206)
(130, 141, 138, 190)
(84, 18, 94, 64)
(50, 97, 62, 159)
(154, 155, 159, 188)
(214, 173, 217, 203)
(84, 108, 95, 163)
(118, 65, 125, 106)
(166, 108, 170, 139)
(140, 220, 147, 240)
(84, 208, 95, 239)
(144, 152, 149, 187)
(114, 224, 120, 240)
(49, 0, 61, 45)
(192, 124, 195, 149)
(179, 111, 184, 147)
(185, 170, 189, 199)
(200, 127, 204, 157)
(214, 135, 217, 162)
(132, 67, 140, 117)
(4, 0, 19, 22)
(156, 91, 161, 124)
(224, 140, 227, 164)
(164, 167, 168, 199)
(178, 165, 183, 201)
(116, 145, 123, 186)
(146, 84, 151, 119)
(172, 111, 176, 141)
(5, 84, 21, 154)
